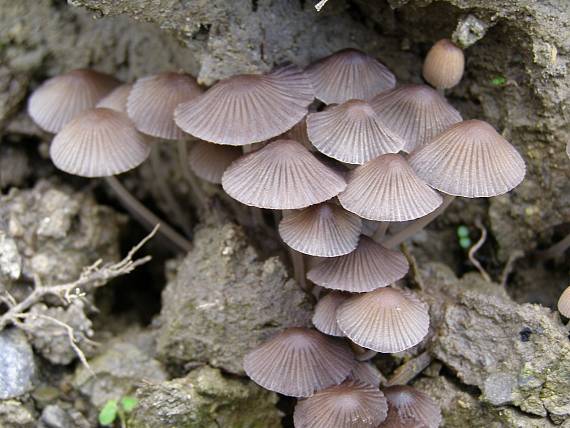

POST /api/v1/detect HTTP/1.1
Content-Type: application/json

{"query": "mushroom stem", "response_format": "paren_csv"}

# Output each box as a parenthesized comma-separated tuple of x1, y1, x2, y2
(175, 139, 209, 214)
(372, 222, 390, 242)
(150, 145, 193, 237)
(468, 218, 492, 282)
(350, 342, 377, 361)
(289, 248, 310, 293)
(383, 195, 456, 249)
(537, 233, 570, 260)
(104, 176, 192, 253)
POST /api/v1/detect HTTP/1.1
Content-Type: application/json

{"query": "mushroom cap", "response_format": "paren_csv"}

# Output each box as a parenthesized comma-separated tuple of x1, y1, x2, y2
(307, 99, 405, 164)
(222, 139, 346, 209)
(312, 291, 351, 337)
(96, 83, 133, 113)
(382, 385, 442, 428)
(50, 108, 150, 177)
(282, 115, 314, 151)
(307, 236, 409, 293)
(348, 361, 384, 388)
(306, 48, 396, 104)
(188, 141, 242, 184)
(293, 380, 388, 428)
(370, 84, 462, 152)
(127, 72, 202, 140)
(337, 287, 430, 353)
(338, 154, 443, 222)
(408, 120, 526, 198)
(28, 69, 120, 133)
(279, 202, 362, 257)
(174, 65, 315, 146)
(558, 286, 570, 318)
(422, 39, 465, 90)
(243, 327, 355, 397)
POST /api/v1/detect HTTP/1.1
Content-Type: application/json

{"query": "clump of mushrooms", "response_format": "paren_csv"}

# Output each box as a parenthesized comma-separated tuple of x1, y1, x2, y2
(28, 37, 527, 427)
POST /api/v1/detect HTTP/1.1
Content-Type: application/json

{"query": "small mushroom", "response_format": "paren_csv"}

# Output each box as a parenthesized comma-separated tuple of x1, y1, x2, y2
(222, 139, 346, 209)
(558, 286, 570, 318)
(306, 48, 396, 104)
(293, 380, 388, 428)
(370, 84, 462, 152)
(381, 385, 442, 428)
(408, 120, 526, 198)
(28, 69, 120, 133)
(338, 154, 443, 222)
(307, 236, 409, 292)
(307, 99, 405, 164)
(312, 291, 351, 337)
(127, 72, 202, 140)
(188, 141, 242, 184)
(50, 108, 150, 177)
(337, 287, 430, 353)
(422, 39, 465, 90)
(243, 327, 355, 397)
(279, 202, 362, 257)
(175, 65, 315, 146)
(96, 83, 133, 113)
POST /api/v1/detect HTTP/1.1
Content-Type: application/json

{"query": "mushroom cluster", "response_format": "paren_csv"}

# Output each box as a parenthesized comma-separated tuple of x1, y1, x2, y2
(28, 39, 526, 427)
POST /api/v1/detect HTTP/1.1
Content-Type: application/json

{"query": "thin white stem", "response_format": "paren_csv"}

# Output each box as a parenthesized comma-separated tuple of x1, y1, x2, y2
(176, 140, 209, 214)
(469, 219, 492, 282)
(537, 233, 570, 260)
(372, 222, 390, 242)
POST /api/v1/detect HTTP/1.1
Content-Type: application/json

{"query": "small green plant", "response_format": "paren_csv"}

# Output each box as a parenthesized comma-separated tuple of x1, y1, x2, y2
(457, 225, 472, 249)
(99, 396, 138, 427)
(490, 75, 507, 86)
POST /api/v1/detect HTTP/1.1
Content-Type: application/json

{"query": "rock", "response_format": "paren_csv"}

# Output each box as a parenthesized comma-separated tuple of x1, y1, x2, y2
(0, 179, 123, 287)
(420, 263, 570, 424)
(0, 329, 37, 400)
(72, 334, 167, 407)
(0, 399, 35, 428)
(156, 223, 313, 374)
(24, 300, 96, 365)
(0, 231, 21, 281)
(0, 144, 30, 189)
(39, 405, 74, 428)
(129, 365, 282, 428)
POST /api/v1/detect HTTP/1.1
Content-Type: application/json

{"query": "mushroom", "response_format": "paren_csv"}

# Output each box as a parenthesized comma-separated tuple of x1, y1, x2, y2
(380, 385, 442, 428)
(28, 69, 120, 133)
(222, 139, 346, 209)
(312, 291, 351, 337)
(306, 48, 396, 104)
(306, 99, 405, 164)
(408, 120, 526, 198)
(558, 286, 570, 318)
(370, 84, 462, 152)
(307, 236, 409, 292)
(338, 154, 443, 222)
(188, 141, 242, 184)
(278, 202, 362, 257)
(243, 327, 355, 397)
(422, 39, 465, 90)
(127, 72, 202, 140)
(337, 287, 430, 353)
(96, 83, 133, 113)
(50, 108, 150, 177)
(293, 380, 388, 428)
(348, 361, 384, 388)
(174, 65, 315, 146)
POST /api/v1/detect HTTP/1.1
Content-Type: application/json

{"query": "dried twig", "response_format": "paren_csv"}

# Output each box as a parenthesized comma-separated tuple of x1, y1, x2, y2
(315, 0, 329, 12)
(468, 218, 492, 282)
(385, 351, 433, 386)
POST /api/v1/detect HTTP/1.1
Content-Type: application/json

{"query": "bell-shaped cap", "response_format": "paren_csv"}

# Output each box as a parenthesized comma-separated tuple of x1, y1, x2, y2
(188, 141, 242, 184)
(370, 84, 462, 152)
(50, 108, 150, 177)
(382, 385, 442, 428)
(408, 120, 526, 198)
(312, 291, 351, 337)
(337, 287, 429, 353)
(306, 48, 396, 104)
(307, 99, 405, 164)
(338, 154, 443, 222)
(222, 139, 346, 209)
(243, 327, 354, 397)
(294, 380, 388, 428)
(96, 83, 133, 113)
(348, 361, 383, 388)
(422, 39, 465, 90)
(127, 72, 202, 140)
(279, 202, 362, 257)
(558, 286, 570, 318)
(307, 236, 409, 292)
(175, 65, 315, 146)
(28, 69, 120, 133)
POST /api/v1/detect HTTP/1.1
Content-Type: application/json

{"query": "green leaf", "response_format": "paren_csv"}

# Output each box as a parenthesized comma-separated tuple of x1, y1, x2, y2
(459, 237, 472, 249)
(99, 400, 119, 426)
(120, 396, 138, 413)
(490, 75, 507, 86)
(457, 225, 470, 238)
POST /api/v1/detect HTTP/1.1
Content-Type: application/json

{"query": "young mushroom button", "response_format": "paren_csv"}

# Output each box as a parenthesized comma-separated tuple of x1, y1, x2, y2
(422, 39, 465, 90)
